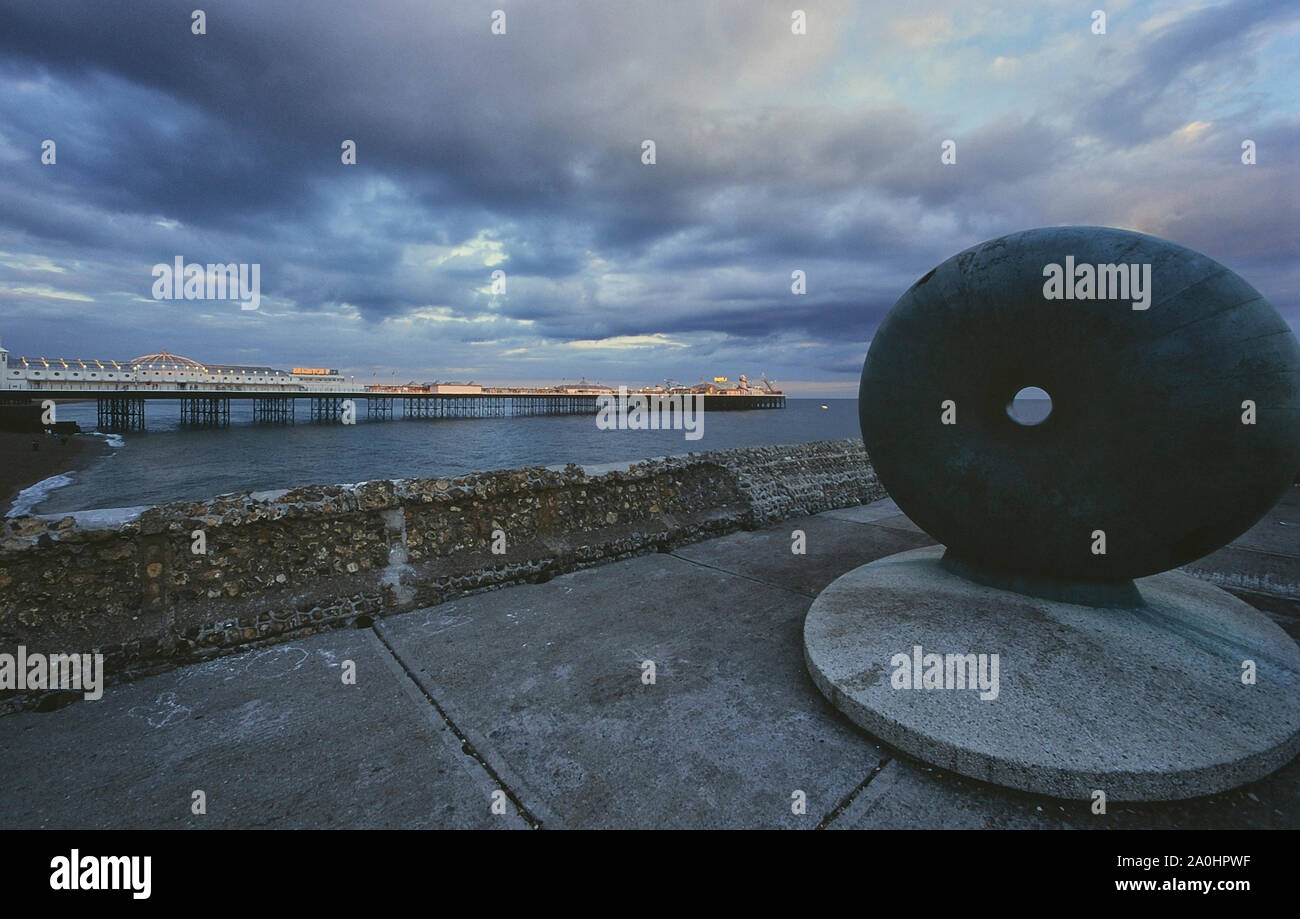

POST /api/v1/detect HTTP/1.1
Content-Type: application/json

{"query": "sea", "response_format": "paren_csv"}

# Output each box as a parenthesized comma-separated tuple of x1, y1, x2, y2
(10, 398, 860, 516)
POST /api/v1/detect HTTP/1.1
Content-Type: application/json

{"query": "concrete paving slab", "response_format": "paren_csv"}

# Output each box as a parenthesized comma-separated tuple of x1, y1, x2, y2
(870, 513, 929, 536)
(830, 752, 1300, 830)
(0, 630, 518, 829)
(1178, 488, 1300, 599)
(671, 513, 933, 598)
(1231, 515, 1300, 556)
(1271, 487, 1300, 510)
(1184, 546, 1300, 600)
(830, 757, 1082, 830)
(821, 498, 901, 524)
(378, 553, 885, 829)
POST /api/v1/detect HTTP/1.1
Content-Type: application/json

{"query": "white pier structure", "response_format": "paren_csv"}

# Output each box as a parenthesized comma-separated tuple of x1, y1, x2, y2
(0, 334, 784, 432)
(0, 338, 357, 430)
(2, 346, 350, 394)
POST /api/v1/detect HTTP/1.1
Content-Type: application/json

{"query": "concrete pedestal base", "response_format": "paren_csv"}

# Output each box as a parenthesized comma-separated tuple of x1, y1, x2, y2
(803, 546, 1300, 801)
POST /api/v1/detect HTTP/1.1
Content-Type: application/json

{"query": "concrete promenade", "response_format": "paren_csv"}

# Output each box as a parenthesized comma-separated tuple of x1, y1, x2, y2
(2, 490, 1296, 829)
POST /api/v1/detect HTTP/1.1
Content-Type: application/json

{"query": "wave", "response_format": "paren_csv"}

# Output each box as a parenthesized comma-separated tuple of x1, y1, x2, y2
(90, 432, 126, 449)
(6, 473, 75, 518)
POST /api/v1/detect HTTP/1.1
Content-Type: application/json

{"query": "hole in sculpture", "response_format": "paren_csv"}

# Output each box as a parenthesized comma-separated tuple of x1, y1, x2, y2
(1007, 386, 1052, 426)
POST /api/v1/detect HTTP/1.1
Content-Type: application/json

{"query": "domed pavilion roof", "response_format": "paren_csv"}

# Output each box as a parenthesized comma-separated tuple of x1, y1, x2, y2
(127, 351, 206, 371)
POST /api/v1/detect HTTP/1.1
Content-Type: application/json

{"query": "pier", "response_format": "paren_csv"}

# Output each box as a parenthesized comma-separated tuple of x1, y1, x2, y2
(38, 391, 783, 432)
(0, 340, 784, 433)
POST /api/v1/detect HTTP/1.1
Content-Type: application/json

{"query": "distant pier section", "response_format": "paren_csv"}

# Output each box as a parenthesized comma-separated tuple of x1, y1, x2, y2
(0, 336, 783, 432)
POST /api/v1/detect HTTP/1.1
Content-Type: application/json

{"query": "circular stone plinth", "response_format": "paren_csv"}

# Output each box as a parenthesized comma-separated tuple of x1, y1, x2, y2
(804, 546, 1300, 801)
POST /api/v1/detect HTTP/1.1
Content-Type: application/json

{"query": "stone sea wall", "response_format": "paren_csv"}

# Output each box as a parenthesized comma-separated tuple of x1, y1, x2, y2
(0, 439, 883, 705)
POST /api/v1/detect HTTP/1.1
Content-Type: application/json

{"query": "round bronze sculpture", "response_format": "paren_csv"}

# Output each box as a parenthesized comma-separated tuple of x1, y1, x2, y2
(859, 226, 1300, 582)
(808, 226, 1300, 801)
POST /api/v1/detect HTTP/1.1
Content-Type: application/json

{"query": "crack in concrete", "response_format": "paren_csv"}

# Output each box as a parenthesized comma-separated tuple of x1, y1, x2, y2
(370, 619, 543, 829)
(668, 551, 819, 598)
(817, 756, 893, 830)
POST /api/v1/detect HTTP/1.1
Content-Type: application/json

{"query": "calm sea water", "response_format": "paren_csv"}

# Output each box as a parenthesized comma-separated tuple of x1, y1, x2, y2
(25, 398, 860, 514)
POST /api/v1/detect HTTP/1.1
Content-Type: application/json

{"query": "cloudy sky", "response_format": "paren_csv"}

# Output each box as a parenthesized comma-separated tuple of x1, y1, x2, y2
(0, 0, 1295, 396)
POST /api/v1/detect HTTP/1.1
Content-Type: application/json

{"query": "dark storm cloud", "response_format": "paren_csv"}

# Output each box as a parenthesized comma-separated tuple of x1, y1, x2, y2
(0, 0, 1296, 390)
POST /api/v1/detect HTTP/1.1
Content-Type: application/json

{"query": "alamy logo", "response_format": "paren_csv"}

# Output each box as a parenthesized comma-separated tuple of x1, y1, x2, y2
(50, 850, 151, 899)
(152, 256, 261, 310)
(596, 387, 704, 441)
(890, 644, 1000, 701)
(1042, 256, 1151, 310)
(0, 646, 104, 700)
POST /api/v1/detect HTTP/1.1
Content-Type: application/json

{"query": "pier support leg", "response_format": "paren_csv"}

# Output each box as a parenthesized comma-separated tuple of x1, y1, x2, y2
(252, 397, 295, 424)
(97, 397, 146, 433)
(310, 397, 345, 423)
(179, 396, 230, 427)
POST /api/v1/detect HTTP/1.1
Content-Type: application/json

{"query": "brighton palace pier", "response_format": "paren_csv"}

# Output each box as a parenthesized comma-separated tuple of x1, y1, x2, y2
(0, 334, 784, 432)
